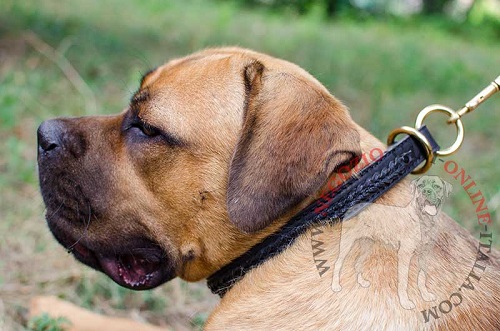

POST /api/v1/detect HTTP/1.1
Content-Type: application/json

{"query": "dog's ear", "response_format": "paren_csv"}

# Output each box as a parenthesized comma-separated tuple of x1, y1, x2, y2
(442, 179, 453, 197)
(227, 61, 361, 233)
(410, 178, 419, 195)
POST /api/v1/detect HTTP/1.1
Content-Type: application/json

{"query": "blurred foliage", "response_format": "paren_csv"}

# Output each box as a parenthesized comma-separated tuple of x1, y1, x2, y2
(422, 0, 452, 15)
(227, 0, 500, 39)
(27, 314, 70, 331)
(230, 0, 353, 16)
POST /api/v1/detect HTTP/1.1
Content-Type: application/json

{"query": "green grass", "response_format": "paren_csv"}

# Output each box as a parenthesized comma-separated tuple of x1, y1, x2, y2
(0, 0, 499, 330)
(27, 314, 70, 331)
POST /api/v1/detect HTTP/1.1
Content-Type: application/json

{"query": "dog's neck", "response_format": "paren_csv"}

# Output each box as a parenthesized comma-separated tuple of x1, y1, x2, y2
(207, 126, 440, 296)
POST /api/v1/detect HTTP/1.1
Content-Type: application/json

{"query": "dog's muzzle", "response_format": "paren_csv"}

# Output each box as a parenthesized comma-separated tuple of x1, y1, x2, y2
(37, 119, 175, 290)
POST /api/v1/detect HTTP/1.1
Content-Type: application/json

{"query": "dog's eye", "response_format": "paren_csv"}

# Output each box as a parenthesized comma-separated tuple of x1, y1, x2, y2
(131, 121, 161, 138)
(126, 119, 183, 146)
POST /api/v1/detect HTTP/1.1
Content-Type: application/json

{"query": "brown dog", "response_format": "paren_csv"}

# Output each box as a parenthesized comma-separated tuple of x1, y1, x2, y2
(37, 48, 500, 330)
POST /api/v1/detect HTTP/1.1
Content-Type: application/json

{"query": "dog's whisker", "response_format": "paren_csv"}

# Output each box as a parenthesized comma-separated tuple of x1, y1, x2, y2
(67, 202, 92, 251)
(45, 201, 64, 220)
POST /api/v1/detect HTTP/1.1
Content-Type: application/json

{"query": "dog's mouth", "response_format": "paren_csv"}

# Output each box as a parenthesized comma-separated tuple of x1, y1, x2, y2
(422, 197, 441, 216)
(54, 230, 175, 290)
(98, 250, 163, 289)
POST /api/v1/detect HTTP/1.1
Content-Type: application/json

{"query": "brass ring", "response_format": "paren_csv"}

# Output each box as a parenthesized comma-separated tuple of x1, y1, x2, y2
(387, 126, 434, 174)
(415, 104, 464, 156)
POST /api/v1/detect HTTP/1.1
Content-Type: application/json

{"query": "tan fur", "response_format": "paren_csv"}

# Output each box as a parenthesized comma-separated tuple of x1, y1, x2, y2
(37, 48, 500, 330)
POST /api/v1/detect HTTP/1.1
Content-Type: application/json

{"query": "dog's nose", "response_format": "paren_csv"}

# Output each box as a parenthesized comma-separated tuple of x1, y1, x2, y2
(37, 119, 65, 154)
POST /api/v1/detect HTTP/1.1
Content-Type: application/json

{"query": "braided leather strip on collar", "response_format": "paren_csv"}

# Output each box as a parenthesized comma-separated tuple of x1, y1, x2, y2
(207, 125, 439, 297)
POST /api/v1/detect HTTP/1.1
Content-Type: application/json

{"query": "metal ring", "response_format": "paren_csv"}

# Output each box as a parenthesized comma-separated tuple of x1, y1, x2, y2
(387, 126, 434, 174)
(415, 104, 464, 156)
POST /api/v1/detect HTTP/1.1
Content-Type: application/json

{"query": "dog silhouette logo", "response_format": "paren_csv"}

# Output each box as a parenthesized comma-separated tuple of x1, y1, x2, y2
(331, 175, 452, 310)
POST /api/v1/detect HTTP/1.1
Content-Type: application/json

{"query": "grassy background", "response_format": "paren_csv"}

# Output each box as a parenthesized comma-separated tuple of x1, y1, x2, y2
(0, 0, 499, 329)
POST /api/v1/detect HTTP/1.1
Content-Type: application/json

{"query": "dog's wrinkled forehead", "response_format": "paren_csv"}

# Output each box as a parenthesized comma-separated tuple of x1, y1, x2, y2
(139, 52, 244, 91)
(414, 175, 444, 190)
(129, 54, 247, 147)
(413, 175, 453, 199)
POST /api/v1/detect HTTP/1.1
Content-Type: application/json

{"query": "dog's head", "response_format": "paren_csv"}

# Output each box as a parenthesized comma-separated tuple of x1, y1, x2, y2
(411, 175, 452, 216)
(37, 48, 361, 290)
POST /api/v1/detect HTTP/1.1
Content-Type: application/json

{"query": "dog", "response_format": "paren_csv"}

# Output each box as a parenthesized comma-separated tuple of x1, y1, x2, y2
(37, 47, 500, 330)
(331, 175, 453, 310)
